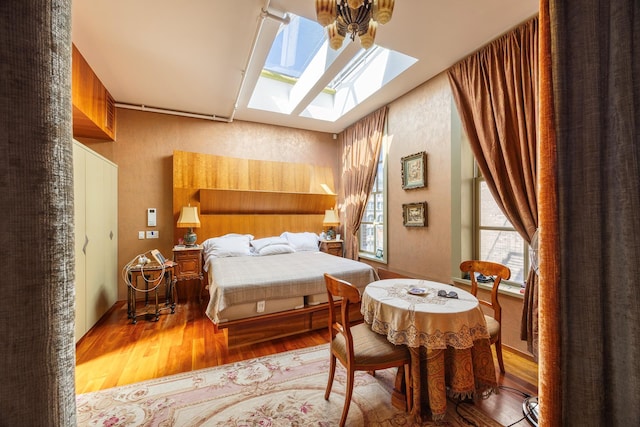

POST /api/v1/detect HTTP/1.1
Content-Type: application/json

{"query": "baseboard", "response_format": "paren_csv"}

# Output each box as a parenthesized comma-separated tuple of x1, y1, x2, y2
(503, 344, 536, 362)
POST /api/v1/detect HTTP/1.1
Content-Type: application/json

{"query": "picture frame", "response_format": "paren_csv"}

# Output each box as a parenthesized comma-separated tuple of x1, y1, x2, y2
(402, 202, 428, 227)
(401, 151, 427, 190)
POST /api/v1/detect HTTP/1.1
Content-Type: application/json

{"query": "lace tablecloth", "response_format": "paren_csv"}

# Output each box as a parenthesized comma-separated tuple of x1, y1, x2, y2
(361, 279, 498, 421)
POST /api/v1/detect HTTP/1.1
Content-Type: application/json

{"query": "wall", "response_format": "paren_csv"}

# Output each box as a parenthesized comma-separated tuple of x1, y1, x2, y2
(363, 73, 457, 283)
(79, 109, 338, 300)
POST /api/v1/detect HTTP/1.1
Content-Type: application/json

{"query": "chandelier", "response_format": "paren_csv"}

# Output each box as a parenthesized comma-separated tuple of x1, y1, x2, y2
(315, 0, 395, 50)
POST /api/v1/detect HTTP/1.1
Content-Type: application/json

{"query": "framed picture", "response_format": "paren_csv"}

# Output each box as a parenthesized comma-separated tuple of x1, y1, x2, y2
(402, 202, 428, 227)
(401, 151, 427, 190)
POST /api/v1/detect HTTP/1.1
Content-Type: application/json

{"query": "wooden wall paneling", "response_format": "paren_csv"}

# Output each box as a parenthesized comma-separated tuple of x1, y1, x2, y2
(173, 150, 337, 243)
(198, 214, 325, 240)
(199, 189, 336, 214)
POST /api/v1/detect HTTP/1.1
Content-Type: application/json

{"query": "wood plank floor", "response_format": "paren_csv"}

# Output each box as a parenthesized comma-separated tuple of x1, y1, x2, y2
(76, 299, 538, 426)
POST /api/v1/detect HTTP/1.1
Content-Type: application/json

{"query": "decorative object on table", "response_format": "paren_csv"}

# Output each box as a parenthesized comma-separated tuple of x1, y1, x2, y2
(315, 0, 395, 50)
(177, 204, 201, 246)
(323, 208, 340, 239)
(76, 344, 500, 426)
(401, 151, 427, 190)
(402, 201, 427, 227)
(459, 260, 511, 373)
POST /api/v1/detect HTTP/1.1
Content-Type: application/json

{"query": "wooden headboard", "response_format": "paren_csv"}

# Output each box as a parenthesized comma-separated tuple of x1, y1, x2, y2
(172, 150, 337, 242)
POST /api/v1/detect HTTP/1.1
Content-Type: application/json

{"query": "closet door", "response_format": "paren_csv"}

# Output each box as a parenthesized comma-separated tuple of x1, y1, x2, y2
(73, 140, 118, 342)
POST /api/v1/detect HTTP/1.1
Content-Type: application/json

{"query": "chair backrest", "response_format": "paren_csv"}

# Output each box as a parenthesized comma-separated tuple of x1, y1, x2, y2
(377, 267, 411, 280)
(324, 274, 360, 348)
(459, 260, 511, 322)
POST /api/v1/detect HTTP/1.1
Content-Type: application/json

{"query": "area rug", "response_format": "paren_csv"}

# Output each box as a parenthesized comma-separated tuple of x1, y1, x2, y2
(76, 344, 501, 426)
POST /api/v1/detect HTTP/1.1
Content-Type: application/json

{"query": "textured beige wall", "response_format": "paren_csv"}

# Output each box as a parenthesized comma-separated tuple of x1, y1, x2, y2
(381, 73, 455, 283)
(79, 108, 338, 300)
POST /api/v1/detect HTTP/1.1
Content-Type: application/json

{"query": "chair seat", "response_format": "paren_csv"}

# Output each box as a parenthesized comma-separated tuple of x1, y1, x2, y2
(331, 323, 410, 367)
(485, 314, 500, 342)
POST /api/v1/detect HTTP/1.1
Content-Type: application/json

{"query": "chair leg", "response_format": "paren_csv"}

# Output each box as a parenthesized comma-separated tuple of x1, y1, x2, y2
(325, 354, 336, 400)
(495, 338, 505, 373)
(340, 369, 355, 427)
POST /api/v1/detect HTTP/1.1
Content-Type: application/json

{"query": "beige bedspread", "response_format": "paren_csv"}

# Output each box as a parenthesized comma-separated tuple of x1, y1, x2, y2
(205, 251, 377, 323)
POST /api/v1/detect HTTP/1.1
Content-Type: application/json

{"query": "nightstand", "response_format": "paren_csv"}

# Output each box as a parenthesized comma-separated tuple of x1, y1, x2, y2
(172, 245, 204, 303)
(319, 239, 344, 257)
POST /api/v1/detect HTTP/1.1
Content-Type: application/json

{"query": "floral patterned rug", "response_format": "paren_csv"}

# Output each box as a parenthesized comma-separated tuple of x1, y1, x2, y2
(76, 344, 501, 426)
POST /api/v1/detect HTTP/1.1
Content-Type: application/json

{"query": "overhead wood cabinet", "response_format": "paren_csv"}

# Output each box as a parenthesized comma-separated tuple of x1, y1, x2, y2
(73, 140, 118, 342)
(72, 44, 116, 140)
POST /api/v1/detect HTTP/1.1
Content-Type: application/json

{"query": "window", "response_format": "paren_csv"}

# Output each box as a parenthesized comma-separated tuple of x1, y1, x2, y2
(475, 176, 528, 283)
(251, 13, 417, 123)
(359, 148, 386, 261)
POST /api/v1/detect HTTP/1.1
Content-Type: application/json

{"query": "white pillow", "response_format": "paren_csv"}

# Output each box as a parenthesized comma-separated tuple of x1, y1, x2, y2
(202, 234, 253, 260)
(280, 232, 320, 252)
(251, 236, 289, 252)
(258, 243, 295, 256)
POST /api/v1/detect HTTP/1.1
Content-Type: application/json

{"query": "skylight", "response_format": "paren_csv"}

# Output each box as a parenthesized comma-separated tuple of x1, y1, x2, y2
(249, 13, 417, 123)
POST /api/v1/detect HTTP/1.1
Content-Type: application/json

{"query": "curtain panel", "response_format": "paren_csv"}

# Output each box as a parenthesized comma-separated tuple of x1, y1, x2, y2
(447, 16, 540, 357)
(340, 106, 387, 260)
(0, 0, 77, 425)
(545, 0, 640, 425)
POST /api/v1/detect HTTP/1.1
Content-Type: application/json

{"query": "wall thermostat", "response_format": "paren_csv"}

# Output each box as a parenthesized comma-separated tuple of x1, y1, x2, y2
(147, 208, 157, 227)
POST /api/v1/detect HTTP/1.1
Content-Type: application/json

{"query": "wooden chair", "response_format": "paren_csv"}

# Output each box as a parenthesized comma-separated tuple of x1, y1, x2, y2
(323, 274, 412, 426)
(459, 260, 511, 373)
(377, 267, 412, 279)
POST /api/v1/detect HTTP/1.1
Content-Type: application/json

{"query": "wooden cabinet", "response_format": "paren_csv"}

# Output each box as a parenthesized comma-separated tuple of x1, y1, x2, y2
(72, 44, 116, 140)
(172, 245, 204, 302)
(320, 239, 343, 257)
(74, 140, 118, 342)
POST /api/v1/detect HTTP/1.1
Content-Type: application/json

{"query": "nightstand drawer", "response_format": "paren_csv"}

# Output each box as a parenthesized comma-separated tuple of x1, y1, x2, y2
(319, 240, 343, 257)
(174, 252, 201, 278)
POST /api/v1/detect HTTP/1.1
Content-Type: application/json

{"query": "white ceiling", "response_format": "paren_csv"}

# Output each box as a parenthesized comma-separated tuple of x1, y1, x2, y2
(72, 0, 538, 134)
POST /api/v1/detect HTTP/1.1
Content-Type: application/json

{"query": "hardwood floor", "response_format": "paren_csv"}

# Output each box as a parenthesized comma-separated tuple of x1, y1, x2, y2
(75, 299, 538, 426)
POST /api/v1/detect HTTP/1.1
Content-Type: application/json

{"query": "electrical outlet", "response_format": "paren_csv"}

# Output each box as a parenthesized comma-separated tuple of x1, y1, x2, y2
(138, 231, 145, 239)
(146, 230, 159, 239)
(256, 300, 266, 313)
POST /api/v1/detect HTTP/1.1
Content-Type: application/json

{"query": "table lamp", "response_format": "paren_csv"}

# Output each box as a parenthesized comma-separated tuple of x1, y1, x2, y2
(322, 209, 340, 240)
(177, 205, 201, 246)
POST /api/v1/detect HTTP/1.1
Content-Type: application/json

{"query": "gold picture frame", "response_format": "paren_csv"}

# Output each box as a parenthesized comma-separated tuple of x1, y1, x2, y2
(402, 202, 428, 227)
(401, 151, 427, 190)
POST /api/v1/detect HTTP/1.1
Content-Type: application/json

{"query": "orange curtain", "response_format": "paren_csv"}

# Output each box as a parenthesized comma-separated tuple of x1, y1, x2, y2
(538, 1, 561, 424)
(447, 17, 540, 357)
(340, 106, 387, 260)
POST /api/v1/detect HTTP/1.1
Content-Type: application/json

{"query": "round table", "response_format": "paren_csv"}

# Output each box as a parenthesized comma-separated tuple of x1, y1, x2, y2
(361, 279, 498, 421)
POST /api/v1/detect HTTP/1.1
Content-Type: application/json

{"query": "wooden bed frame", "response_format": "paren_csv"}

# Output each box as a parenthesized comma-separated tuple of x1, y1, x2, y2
(173, 150, 362, 347)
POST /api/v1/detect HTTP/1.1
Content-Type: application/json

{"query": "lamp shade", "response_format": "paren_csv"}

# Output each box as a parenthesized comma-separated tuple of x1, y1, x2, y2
(323, 209, 340, 226)
(177, 206, 201, 228)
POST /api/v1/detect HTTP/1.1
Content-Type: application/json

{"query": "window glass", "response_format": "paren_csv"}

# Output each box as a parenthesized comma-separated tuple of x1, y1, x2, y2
(360, 146, 385, 260)
(476, 178, 527, 283)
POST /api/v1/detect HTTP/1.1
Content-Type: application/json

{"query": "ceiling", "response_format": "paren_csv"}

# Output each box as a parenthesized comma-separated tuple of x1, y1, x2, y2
(72, 0, 538, 134)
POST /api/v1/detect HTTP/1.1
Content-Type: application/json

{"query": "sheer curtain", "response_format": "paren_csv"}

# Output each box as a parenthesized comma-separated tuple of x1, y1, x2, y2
(540, 1, 640, 425)
(340, 106, 387, 260)
(447, 17, 540, 357)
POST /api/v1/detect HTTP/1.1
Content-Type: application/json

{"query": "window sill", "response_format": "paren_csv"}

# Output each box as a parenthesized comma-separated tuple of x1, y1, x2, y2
(358, 252, 386, 264)
(451, 277, 525, 300)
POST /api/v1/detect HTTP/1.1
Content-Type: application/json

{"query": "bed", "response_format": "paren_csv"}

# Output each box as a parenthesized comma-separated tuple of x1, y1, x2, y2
(201, 232, 378, 346)
(172, 151, 375, 346)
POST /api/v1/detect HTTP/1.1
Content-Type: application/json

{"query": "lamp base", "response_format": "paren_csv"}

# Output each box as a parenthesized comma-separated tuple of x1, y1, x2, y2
(183, 229, 197, 247)
(325, 228, 336, 240)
